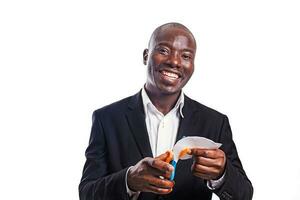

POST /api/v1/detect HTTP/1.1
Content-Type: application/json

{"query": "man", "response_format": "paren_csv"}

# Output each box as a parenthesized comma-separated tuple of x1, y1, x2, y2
(79, 22, 253, 200)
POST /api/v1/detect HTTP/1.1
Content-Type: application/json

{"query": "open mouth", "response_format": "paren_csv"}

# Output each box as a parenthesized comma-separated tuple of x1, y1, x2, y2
(159, 70, 181, 80)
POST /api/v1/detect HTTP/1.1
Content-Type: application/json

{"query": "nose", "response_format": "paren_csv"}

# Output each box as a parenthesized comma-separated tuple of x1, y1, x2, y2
(168, 52, 181, 68)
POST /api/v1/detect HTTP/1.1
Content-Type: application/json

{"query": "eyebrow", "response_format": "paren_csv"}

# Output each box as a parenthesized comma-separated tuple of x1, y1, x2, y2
(156, 42, 195, 54)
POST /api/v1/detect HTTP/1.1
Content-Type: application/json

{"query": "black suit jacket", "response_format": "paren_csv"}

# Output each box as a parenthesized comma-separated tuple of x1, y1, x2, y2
(79, 91, 253, 200)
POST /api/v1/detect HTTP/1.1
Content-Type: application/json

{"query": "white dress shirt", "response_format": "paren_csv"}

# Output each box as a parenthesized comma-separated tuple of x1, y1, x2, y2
(141, 87, 185, 157)
(125, 88, 225, 199)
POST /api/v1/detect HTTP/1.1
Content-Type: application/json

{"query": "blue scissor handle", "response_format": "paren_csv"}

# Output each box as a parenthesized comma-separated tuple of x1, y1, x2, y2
(169, 160, 177, 181)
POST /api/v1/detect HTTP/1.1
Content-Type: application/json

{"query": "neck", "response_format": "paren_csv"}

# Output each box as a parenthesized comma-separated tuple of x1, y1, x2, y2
(144, 87, 181, 115)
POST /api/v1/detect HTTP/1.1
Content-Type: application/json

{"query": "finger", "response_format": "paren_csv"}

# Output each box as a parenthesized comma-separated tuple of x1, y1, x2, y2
(143, 175, 174, 189)
(163, 170, 173, 179)
(190, 148, 207, 156)
(195, 156, 224, 168)
(191, 148, 222, 159)
(147, 158, 174, 173)
(155, 170, 173, 179)
(148, 166, 172, 178)
(164, 150, 173, 163)
(145, 184, 172, 194)
(191, 163, 220, 176)
(156, 151, 171, 161)
(193, 172, 214, 180)
(150, 177, 174, 189)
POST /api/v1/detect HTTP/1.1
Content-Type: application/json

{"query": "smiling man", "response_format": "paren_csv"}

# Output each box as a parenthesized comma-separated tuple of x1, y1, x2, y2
(79, 23, 253, 200)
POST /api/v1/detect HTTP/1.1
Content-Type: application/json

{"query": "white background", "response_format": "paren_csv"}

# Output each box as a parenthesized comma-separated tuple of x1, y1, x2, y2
(1, 0, 299, 199)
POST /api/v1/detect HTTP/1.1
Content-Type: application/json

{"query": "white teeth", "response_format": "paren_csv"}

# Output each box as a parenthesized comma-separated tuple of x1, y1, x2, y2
(162, 71, 179, 79)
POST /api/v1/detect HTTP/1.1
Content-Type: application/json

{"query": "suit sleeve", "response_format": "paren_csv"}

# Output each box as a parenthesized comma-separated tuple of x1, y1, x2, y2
(79, 111, 130, 200)
(214, 115, 254, 200)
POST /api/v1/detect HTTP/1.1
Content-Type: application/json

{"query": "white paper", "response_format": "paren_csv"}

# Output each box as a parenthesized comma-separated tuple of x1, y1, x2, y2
(172, 136, 222, 161)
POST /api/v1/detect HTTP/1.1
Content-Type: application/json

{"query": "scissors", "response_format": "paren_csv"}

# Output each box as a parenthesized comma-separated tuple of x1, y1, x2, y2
(164, 148, 191, 181)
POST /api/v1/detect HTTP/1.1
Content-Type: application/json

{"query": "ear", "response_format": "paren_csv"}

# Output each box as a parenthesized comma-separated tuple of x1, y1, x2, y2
(143, 49, 148, 65)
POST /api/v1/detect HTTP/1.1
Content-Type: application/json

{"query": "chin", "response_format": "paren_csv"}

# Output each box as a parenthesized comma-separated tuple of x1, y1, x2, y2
(158, 85, 182, 95)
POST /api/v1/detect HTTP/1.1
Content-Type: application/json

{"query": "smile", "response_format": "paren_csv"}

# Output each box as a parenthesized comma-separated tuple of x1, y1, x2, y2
(160, 70, 180, 79)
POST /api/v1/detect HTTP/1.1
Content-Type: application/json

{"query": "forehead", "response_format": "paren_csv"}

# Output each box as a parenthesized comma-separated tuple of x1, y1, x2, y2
(150, 27, 196, 51)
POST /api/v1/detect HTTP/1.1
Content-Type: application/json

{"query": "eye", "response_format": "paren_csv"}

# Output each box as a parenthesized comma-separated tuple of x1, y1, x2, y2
(157, 47, 169, 55)
(182, 53, 192, 60)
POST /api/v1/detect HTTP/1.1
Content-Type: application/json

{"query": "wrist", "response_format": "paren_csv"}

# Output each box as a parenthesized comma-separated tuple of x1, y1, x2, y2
(127, 166, 137, 192)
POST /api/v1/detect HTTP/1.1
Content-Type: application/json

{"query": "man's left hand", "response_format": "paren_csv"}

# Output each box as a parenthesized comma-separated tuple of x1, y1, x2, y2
(190, 148, 226, 180)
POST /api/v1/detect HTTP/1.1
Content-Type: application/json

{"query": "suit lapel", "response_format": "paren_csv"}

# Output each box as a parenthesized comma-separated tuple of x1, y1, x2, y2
(176, 95, 197, 142)
(125, 92, 197, 158)
(126, 91, 153, 158)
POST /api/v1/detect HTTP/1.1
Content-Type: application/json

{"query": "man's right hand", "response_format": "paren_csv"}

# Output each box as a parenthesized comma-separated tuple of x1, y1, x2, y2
(127, 152, 175, 194)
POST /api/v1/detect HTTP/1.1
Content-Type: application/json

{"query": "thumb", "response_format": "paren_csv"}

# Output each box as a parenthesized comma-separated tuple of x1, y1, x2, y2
(156, 150, 173, 163)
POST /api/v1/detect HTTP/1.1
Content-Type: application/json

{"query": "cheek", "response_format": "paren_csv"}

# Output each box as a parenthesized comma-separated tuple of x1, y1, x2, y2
(183, 64, 194, 76)
(151, 54, 166, 65)
(148, 58, 157, 70)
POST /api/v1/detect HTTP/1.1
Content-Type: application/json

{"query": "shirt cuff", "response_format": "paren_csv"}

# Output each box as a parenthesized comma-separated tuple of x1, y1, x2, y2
(207, 170, 226, 190)
(125, 166, 140, 198)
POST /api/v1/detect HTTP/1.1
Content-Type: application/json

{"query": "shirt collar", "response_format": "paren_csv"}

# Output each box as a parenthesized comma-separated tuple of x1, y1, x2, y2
(141, 87, 185, 118)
